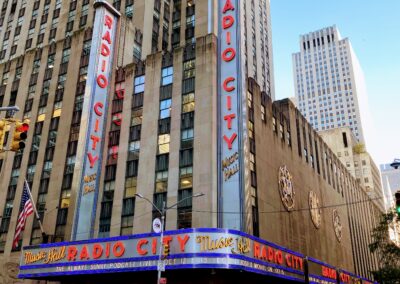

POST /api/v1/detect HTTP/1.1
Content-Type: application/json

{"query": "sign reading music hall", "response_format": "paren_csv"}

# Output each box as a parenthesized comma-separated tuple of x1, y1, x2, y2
(72, 0, 120, 241)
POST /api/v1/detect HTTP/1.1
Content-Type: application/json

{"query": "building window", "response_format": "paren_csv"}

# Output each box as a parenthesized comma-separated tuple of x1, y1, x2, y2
(279, 124, 284, 140)
(57, 74, 66, 90)
(181, 128, 194, 149)
(161, 66, 173, 86)
(180, 166, 193, 189)
(129, 141, 140, 153)
(183, 59, 195, 79)
(158, 134, 170, 154)
(180, 149, 193, 167)
(272, 116, 277, 132)
(61, 48, 70, 63)
(182, 92, 195, 113)
(125, 177, 137, 198)
(134, 75, 145, 94)
(155, 170, 168, 193)
(261, 105, 266, 121)
(159, 99, 172, 119)
(121, 198, 134, 235)
(177, 189, 192, 229)
(186, 15, 195, 28)
(304, 148, 308, 163)
(47, 54, 55, 68)
(125, 3, 134, 18)
(99, 201, 112, 238)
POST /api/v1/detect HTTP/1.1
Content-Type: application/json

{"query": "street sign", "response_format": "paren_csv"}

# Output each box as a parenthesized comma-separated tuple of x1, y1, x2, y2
(153, 218, 162, 233)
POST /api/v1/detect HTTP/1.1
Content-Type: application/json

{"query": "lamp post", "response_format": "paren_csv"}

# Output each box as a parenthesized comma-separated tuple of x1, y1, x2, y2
(134, 192, 205, 284)
(390, 158, 400, 170)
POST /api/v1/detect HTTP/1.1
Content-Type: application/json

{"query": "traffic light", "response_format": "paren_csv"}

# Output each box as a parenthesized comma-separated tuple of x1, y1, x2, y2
(0, 119, 6, 152)
(10, 119, 29, 152)
(163, 243, 170, 258)
(395, 191, 400, 217)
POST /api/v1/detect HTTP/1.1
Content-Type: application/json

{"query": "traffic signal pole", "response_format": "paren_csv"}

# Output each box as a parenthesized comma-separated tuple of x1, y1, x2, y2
(0, 106, 30, 153)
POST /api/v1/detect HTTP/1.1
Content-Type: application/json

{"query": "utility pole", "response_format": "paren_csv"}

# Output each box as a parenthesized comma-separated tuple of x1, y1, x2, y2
(135, 193, 204, 284)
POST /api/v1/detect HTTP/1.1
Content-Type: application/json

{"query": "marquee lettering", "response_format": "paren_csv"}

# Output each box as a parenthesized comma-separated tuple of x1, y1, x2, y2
(67, 242, 124, 261)
(196, 235, 234, 252)
(222, 0, 234, 13)
(223, 77, 235, 92)
(24, 251, 46, 264)
(254, 242, 303, 271)
(340, 272, 350, 283)
(177, 235, 190, 252)
(137, 239, 148, 256)
(223, 133, 237, 150)
(222, 15, 234, 29)
(322, 266, 337, 280)
(222, 47, 236, 62)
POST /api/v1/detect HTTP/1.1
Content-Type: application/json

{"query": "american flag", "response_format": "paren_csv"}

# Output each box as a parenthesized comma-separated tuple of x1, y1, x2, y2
(12, 181, 34, 249)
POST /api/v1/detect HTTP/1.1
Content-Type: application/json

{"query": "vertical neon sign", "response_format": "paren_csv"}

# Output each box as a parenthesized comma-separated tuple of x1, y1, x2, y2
(72, 1, 120, 241)
(218, 0, 243, 230)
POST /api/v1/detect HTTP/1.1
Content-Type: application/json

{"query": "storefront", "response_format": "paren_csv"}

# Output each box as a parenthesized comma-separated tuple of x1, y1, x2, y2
(18, 228, 375, 283)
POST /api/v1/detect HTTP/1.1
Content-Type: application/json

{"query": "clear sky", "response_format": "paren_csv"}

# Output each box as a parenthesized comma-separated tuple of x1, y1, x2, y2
(270, 0, 400, 165)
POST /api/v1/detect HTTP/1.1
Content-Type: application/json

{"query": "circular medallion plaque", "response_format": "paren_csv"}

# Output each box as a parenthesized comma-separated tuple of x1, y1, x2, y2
(308, 191, 322, 229)
(332, 209, 343, 242)
(278, 166, 295, 211)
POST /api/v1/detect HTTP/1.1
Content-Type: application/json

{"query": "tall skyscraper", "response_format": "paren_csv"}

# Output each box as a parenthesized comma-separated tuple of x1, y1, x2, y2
(293, 25, 371, 145)
(0, 2, 378, 283)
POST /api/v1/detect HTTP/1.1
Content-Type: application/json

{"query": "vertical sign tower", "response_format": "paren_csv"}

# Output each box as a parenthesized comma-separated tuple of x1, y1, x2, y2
(71, 1, 120, 241)
(218, 0, 245, 230)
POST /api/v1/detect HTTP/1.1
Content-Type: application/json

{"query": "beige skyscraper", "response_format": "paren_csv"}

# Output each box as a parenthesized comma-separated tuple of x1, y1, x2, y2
(293, 25, 371, 145)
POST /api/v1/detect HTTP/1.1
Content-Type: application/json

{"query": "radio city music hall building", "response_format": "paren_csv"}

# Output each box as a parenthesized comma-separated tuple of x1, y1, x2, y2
(0, 0, 380, 283)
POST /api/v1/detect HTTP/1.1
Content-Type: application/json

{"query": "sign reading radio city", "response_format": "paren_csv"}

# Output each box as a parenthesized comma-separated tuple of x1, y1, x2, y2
(218, 0, 244, 230)
(307, 257, 339, 284)
(19, 229, 305, 282)
(338, 269, 374, 284)
(72, 0, 120, 241)
(306, 258, 373, 284)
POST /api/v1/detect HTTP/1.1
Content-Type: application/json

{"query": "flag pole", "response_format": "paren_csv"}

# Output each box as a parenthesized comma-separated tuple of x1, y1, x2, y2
(24, 180, 46, 238)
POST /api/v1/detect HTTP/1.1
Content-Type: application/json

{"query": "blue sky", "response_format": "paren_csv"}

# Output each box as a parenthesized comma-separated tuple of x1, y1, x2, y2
(270, 0, 400, 165)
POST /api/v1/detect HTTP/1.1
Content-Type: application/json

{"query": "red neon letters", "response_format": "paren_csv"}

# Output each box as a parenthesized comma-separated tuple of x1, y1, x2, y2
(322, 266, 337, 280)
(253, 242, 303, 271)
(221, 0, 238, 153)
(340, 273, 350, 283)
(66, 235, 191, 261)
(87, 13, 114, 169)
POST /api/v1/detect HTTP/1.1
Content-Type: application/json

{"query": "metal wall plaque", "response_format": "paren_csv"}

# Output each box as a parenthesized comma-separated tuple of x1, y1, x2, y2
(278, 166, 295, 211)
(309, 191, 322, 229)
(332, 209, 343, 243)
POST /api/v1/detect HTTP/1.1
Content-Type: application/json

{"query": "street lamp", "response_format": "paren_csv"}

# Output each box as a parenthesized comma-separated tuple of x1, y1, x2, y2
(390, 159, 400, 170)
(134, 192, 204, 284)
